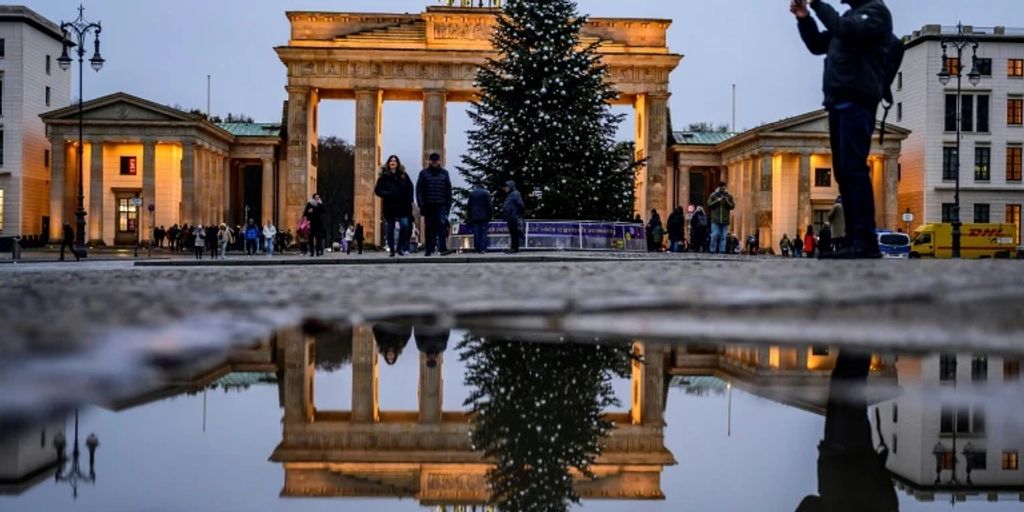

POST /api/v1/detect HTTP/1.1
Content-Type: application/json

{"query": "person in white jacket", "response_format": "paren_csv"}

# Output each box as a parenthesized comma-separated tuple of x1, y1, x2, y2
(343, 225, 355, 255)
(263, 221, 278, 258)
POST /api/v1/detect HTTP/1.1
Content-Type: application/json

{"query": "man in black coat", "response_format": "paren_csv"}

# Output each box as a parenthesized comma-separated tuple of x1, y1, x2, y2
(666, 206, 686, 253)
(60, 223, 79, 261)
(793, 0, 891, 258)
(466, 183, 493, 254)
(303, 194, 327, 257)
(416, 153, 453, 256)
(502, 180, 525, 254)
(375, 156, 415, 257)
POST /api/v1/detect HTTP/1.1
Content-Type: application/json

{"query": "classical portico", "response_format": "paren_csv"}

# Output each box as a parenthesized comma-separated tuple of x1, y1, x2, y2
(672, 110, 909, 253)
(277, 5, 682, 243)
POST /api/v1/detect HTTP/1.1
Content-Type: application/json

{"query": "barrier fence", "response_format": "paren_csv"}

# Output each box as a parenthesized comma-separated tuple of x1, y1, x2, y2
(450, 221, 647, 252)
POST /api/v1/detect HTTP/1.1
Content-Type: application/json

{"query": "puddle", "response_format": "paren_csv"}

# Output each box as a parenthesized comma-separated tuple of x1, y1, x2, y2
(1, 323, 1023, 511)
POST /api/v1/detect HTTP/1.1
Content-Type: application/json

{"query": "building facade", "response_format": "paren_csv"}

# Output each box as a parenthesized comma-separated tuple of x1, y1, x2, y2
(672, 110, 908, 253)
(0, 6, 70, 239)
(894, 25, 1024, 242)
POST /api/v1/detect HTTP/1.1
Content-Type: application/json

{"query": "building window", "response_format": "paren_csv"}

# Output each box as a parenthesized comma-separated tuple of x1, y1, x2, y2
(940, 354, 957, 381)
(0, 39, 5, 58)
(956, 406, 970, 433)
(760, 163, 772, 192)
(974, 146, 991, 181)
(0, 73, 3, 117)
(1005, 358, 1021, 381)
(896, 71, 903, 91)
(971, 355, 988, 381)
(974, 204, 990, 223)
(46, 55, 51, 75)
(967, 448, 987, 470)
(896, 102, 903, 122)
(117, 198, 139, 233)
(939, 451, 955, 470)
(975, 57, 992, 77)
(940, 405, 954, 433)
(0, 129, 4, 167)
(0, 189, 4, 232)
(945, 95, 957, 132)
(44, 149, 49, 168)
(945, 57, 960, 76)
(977, 95, 989, 132)
(45, 87, 51, 107)
(973, 407, 986, 434)
(1003, 451, 1020, 471)
(961, 95, 974, 132)
(815, 168, 832, 188)
(1009, 59, 1024, 78)
(942, 147, 959, 180)
(120, 156, 138, 176)
(1009, 97, 1024, 126)
(892, 434, 898, 454)
(813, 209, 829, 234)
(892, 403, 898, 423)
(1009, 146, 1023, 182)
(942, 203, 956, 223)
(812, 346, 830, 357)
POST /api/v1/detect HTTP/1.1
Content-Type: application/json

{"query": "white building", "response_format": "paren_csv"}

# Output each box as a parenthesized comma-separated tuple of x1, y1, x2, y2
(0, 6, 70, 239)
(894, 25, 1024, 242)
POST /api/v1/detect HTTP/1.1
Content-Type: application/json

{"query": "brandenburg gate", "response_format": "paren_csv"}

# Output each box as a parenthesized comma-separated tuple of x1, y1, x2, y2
(277, 5, 682, 241)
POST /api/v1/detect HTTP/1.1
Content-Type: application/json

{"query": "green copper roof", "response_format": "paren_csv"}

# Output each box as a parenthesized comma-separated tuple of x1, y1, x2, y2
(217, 123, 282, 138)
(672, 131, 738, 146)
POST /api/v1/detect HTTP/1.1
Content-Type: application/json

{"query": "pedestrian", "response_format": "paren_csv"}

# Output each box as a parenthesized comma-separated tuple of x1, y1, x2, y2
(793, 230, 804, 258)
(780, 233, 792, 257)
(647, 209, 665, 252)
(181, 223, 192, 253)
(819, 222, 834, 257)
(707, 182, 736, 254)
(793, 0, 897, 258)
(342, 224, 354, 254)
(263, 220, 277, 258)
(375, 155, 416, 257)
(303, 194, 327, 257)
(218, 223, 231, 260)
(501, 180, 526, 254)
(416, 153, 453, 256)
(192, 224, 205, 260)
(206, 224, 219, 260)
(691, 206, 709, 253)
(168, 224, 179, 251)
(633, 213, 643, 225)
(467, 183, 493, 254)
(414, 324, 450, 369)
(373, 322, 413, 366)
(746, 235, 759, 256)
(297, 216, 310, 256)
(804, 226, 817, 258)
(410, 224, 420, 253)
(667, 206, 685, 253)
(59, 223, 79, 261)
(828, 195, 846, 251)
(353, 223, 365, 255)
(244, 219, 260, 256)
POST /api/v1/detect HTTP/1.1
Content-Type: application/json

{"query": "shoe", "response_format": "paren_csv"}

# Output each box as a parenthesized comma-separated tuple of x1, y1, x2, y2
(390, 253, 397, 258)
(440, 250, 454, 256)
(424, 252, 434, 257)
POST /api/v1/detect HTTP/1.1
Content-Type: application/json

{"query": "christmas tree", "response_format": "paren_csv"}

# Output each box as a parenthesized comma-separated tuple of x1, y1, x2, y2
(459, 0, 639, 221)
(459, 334, 633, 511)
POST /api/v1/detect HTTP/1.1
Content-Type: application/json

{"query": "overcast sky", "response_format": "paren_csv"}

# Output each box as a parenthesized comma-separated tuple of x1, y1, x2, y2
(26, 0, 1023, 173)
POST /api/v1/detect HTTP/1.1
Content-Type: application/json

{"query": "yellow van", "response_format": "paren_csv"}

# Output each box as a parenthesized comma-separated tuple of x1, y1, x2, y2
(910, 223, 1020, 259)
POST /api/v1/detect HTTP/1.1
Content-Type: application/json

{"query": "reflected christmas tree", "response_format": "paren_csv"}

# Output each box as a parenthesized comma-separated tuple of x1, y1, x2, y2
(459, 334, 633, 511)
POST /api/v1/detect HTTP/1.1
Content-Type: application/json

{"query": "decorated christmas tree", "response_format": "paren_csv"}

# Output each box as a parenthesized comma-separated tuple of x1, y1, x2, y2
(459, 0, 638, 221)
(459, 334, 633, 511)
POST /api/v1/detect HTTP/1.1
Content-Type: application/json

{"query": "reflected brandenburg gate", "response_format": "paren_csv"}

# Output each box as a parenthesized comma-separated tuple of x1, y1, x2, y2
(276, 4, 682, 241)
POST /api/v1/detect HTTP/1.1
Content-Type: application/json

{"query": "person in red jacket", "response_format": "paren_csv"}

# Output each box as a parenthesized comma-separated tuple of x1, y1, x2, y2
(804, 226, 817, 258)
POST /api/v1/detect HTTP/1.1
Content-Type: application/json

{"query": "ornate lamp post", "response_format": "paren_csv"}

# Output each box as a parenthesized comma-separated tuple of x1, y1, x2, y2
(936, 23, 981, 259)
(57, 5, 105, 258)
(52, 410, 100, 499)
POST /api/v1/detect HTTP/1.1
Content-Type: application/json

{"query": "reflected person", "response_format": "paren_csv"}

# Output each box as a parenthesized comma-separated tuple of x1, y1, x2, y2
(797, 350, 897, 512)
(372, 321, 413, 366)
(414, 324, 450, 368)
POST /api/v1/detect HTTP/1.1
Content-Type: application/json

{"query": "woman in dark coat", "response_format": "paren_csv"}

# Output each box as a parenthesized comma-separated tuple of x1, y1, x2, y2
(666, 206, 686, 253)
(373, 322, 413, 366)
(374, 155, 415, 257)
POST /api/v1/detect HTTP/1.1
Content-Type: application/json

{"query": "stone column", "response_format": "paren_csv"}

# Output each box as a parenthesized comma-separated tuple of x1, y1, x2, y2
(760, 152, 774, 247)
(736, 159, 749, 242)
(285, 86, 311, 233)
(180, 141, 196, 225)
(48, 138, 66, 243)
(883, 152, 900, 230)
(750, 156, 763, 241)
(209, 151, 219, 224)
(796, 346, 809, 371)
(643, 93, 670, 216)
(141, 140, 156, 244)
(630, 342, 666, 426)
(757, 345, 771, 369)
(677, 163, 691, 209)
(262, 157, 274, 225)
(355, 89, 382, 246)
(222, 157, 231, 224)
(280, 328, 314, 423)
(88, 140, 105, 243)
(351, 325, 379, 423)
(419, 352, 443, 424)
(422, 90, 447, 168)
(797, 152, 812, 236)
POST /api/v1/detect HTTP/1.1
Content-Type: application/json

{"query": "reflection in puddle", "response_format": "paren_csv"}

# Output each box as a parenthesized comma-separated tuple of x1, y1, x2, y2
(1, 325, 1023, 511)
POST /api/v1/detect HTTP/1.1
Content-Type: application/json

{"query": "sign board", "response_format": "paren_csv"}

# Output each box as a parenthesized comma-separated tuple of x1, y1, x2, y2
(902, 212, 914, 223)
(131, 197, 144, 207)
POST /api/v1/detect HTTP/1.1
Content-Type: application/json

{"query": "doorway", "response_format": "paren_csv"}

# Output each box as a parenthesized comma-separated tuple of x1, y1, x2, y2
(114, 192, 140, 246)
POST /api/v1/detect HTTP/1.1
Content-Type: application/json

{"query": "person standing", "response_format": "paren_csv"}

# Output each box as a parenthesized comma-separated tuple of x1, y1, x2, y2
(793, 230, 804, 258)
(304, 194, 327, 257)
(819, 222, 834, 257)
(780, 234, 792, 257)
(707, 182, 736, 254)
(353, 223, 365, 255)
(691, 206, 709, 253)
(59, 223, 79, 261)
(375, 155, 415, 257)
(244, 219, 260, 257)
(192, 225, 205, 260)
(217, 223, 231, 260)
(416, 153, 453, 257)
(342, 224, 355, 254)
(666, 206, 685, 253)
(206, 224, 219, 260)
(793, 0, 894, 258)
(804, 226, 817, 258)
(828, 195, 847, 251)
(501, 180, 525, 254)
(263, 220, 278, 258)
(467, 183, 493, 254)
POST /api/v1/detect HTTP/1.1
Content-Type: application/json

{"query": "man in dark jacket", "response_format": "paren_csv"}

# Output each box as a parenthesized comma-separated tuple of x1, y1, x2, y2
(467, 183, 493, 254)
(303, 194, 327, 257)
(416, 153, 453, 256)
(60, 223, 79, 261)
(502, 180, 526, 253)
(707, 182, 736, 254)
(666, 206, 685, 253)
(375, 156, 415, 257)
(793, 0, 891, 258)
(373, 321, 413, 366)
(414, 324, 451, 369)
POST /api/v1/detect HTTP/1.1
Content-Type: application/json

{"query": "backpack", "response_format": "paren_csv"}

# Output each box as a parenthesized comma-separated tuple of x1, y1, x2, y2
(878, 33, 905, 145)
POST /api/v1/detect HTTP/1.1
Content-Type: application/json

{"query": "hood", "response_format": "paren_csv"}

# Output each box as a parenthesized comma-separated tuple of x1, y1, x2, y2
(505, 180, 517, 192)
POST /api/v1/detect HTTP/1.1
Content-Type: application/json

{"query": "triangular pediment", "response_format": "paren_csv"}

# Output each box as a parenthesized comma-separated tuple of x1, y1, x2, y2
(759, 109, 912, 136)
(41, 92, 197, 123)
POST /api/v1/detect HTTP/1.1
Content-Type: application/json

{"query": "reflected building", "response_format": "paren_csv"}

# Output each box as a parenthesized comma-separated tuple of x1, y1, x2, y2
(0, 417, 65, 496)
(270, 325, 676, 506)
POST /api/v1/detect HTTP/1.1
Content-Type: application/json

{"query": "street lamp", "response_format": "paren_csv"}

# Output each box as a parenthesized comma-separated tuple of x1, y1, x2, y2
(52, 410, 100, 499)
(936, 23, 981, 259)
(58, 4, 105, 258)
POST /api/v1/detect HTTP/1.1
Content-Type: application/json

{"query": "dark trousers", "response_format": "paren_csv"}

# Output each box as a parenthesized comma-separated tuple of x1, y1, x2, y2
(194, 246, 203, 260)
(246, 240, 257, 256)
(828, 104, 878, 250)
(423, 206, 447, 255)
(310, 229, 325, 256)
(471, 221, 490, 253)
(385, 216, 411, 255)
(507, 218, 521, 252)
(59, 240, 78, 261)
(208, 243, 217, 259)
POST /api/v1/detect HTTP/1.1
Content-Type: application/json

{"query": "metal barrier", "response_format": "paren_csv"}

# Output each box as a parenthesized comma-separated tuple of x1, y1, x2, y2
(451, 221, 647, 252)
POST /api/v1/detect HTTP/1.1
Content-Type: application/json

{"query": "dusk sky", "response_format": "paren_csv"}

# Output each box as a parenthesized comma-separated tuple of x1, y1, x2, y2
(25, 0, 1023, 175)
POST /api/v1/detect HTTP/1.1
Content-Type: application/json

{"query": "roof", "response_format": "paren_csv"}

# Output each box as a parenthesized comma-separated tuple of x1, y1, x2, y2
(217, 122, 282, 138)
(0, 5, 65, 42)
(671, 131, 737, 146)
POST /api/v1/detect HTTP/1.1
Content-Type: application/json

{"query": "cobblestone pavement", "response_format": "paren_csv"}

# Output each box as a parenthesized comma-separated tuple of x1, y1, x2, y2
(1, 255, 1022, 430)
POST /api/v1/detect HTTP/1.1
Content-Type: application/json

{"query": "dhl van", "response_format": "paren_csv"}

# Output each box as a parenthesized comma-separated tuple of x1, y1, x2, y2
(909, 223, 1020, 259)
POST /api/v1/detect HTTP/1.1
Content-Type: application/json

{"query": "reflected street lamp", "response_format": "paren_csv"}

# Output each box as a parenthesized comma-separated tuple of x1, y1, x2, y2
(58, 4, 105, 258)
(52, 410, 100, 499)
